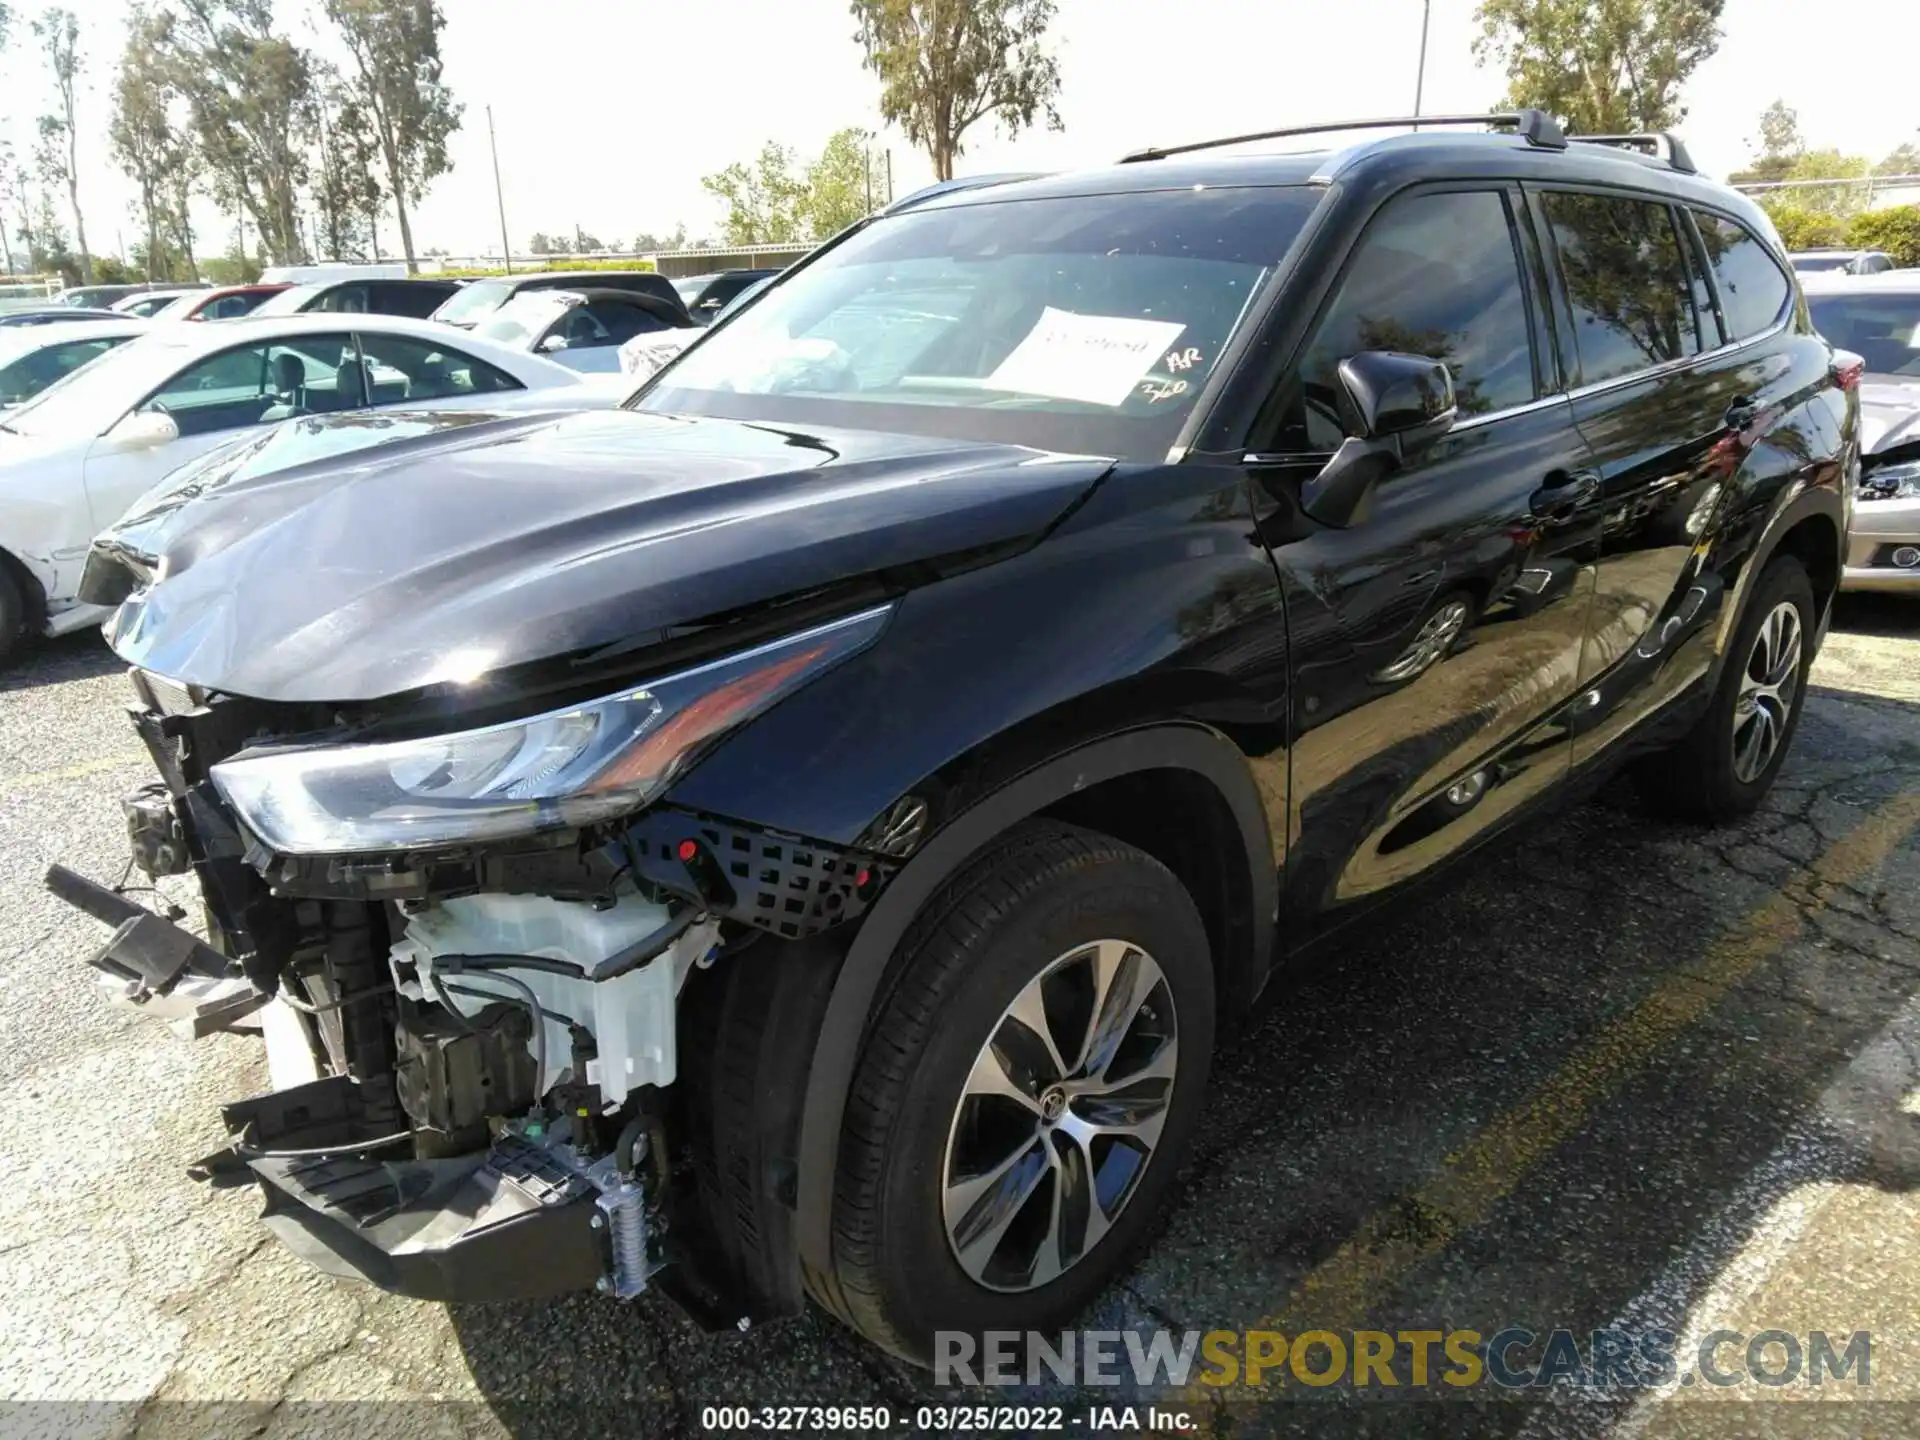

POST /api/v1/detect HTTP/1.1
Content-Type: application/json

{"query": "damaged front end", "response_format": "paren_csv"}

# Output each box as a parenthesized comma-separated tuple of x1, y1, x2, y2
(50, 607, 893, 1319)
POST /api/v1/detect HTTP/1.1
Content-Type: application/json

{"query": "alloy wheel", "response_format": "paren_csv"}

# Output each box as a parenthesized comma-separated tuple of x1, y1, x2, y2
(1375, 598, 1472, 683)
(940, 939, 1179, 1293)
(1732, 600, 1802, 784)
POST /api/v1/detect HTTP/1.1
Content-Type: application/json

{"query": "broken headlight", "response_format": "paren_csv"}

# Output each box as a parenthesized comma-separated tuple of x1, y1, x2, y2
(209, 606, 890, 855)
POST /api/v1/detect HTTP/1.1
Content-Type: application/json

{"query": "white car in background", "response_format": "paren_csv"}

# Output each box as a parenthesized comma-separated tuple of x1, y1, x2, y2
(0, 313, 618, 658)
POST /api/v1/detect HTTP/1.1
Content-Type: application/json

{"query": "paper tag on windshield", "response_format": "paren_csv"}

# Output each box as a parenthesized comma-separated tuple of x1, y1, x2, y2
(987, 307, 1188, 407)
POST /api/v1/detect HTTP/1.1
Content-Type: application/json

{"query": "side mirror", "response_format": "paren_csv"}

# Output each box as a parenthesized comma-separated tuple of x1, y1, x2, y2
(537, 333, 570, 353)
(1300, 352, 1458, 528)
(106, 409, 181, 451)
(1337, 351, 1458, 447)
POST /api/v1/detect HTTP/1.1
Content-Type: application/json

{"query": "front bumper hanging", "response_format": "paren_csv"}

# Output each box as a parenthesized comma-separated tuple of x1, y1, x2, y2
(45, 863, 270, 1037)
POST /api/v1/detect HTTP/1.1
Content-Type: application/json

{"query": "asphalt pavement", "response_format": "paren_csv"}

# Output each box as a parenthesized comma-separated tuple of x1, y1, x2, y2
(4, 598, 1920, 1439)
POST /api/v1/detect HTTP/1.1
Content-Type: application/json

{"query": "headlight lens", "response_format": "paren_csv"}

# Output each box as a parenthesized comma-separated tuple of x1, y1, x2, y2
(1862, 460, 1920, 501)
(211, 605, 890, 854)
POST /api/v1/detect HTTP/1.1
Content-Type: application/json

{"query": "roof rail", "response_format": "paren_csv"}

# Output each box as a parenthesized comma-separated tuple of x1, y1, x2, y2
(881, 172, 1044, 216)
(1118, 109, 1567, 164)
(1570, 132, 1698, 175)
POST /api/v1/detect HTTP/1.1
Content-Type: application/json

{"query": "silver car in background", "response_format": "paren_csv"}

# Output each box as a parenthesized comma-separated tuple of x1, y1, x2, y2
(1804, 271, 1920, 592)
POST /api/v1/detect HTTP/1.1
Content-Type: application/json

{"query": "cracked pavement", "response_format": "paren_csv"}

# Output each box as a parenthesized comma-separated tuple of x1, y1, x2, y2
(4, 595, 1920, 1438)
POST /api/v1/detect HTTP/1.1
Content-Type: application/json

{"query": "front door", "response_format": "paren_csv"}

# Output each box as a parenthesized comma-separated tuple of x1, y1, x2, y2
(1245, 184, 1606, 934)
(82, 333, 359, 532)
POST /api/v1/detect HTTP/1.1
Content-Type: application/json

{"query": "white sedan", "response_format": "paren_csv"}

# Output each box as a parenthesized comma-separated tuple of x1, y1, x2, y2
(0, 313, 617, 656)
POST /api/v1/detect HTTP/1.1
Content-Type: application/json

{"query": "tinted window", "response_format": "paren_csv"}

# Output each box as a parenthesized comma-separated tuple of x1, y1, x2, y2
(0, 336, 125, 404)
(376, 281, 456, 318)
(1542, 193, 1701, 383)
(141, 335, 358, 435)
(202, 293, 262, 319)
(580, 298, 669, 345)
(1805, 292, 1920, 376)
(353, 332, 523, 402)
(300, 284, 368, 314)
(1276, 189, 1536, 450)
(1693, 212, 1793, 341)
(1790, 255, 1852, 274)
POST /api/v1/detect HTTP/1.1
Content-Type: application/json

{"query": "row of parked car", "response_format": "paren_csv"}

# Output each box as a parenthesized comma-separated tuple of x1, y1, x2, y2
(0, 264, 783, 653)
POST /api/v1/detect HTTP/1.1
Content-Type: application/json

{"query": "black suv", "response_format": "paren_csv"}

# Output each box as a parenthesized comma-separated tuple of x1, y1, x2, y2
(430, 269, 693, 329)
(55, 112, 1853, 1365)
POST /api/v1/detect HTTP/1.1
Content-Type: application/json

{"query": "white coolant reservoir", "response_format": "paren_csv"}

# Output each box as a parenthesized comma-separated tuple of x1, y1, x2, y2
(389, 892, 719, 1106)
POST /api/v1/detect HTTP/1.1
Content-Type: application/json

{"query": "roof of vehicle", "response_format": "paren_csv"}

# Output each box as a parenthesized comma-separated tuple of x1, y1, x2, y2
(504, 270, 668, 286)
(517, 286, 671, 305)
(1799, 270, 1920, 292)
(111, 287, 203, 308)
(903, 126, 1760, 224)
(308, 275, 459, 290)
(0, 318, 149, 357)
(143, 310, 542, 355)
(1792, 248, 1888, 257)
(0, 306, 127, 325)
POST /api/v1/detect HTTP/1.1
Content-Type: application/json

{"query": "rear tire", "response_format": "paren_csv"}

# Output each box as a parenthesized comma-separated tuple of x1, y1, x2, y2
(1635, 555, 1816, 823)
(828, 822, 1214, 1365)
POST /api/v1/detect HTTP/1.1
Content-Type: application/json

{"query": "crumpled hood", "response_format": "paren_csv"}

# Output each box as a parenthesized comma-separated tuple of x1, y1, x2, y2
(1860, 378, 1920, 457)
(103, 407, 1112, 702)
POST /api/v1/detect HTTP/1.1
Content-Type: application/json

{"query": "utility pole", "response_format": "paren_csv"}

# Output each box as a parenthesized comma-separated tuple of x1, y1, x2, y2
(1414, 0, 1432, 123)
(488, 105, 513, 274)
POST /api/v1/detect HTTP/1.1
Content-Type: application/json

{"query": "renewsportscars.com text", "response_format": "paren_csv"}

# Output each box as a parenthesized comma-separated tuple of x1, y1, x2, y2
(935, 1328, 1872, 1391)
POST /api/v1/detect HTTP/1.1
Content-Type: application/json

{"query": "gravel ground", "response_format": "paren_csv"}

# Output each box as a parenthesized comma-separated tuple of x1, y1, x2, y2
(3, 596, 1920, 1440)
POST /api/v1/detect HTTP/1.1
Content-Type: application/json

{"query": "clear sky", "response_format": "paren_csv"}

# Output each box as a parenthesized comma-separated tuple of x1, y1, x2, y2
(2, 0, 1915, 261)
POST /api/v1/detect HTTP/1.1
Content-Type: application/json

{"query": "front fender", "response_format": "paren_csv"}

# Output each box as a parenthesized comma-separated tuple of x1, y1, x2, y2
(787, 723, 1278, 1318)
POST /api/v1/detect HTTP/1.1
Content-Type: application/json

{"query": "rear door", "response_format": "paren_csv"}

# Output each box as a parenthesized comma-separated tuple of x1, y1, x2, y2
(1248, 184, 1606, 928)
(1534, 189, 1800, 764)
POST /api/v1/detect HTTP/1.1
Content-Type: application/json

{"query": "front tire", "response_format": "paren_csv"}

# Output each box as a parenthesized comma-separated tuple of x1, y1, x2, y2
(828, 823, 1215, 1364)
(1636, 555, 1816, 823)
(0, 563, 26, 666)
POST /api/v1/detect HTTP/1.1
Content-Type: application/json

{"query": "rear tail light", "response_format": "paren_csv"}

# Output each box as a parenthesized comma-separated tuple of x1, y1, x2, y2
(1832, 349, 1866, 392)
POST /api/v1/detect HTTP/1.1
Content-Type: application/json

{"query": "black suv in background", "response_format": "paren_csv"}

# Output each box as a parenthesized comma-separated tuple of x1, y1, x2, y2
(431, 269, 693, 329)
(58, 111, 1852, 1366)
(672, 268, 783, 323)
(246, 277, 463, 320)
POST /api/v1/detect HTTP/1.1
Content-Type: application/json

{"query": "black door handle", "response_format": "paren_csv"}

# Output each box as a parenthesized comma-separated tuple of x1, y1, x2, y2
(1529, 470, 1600, 520)
(1725, 396, 1760, 431)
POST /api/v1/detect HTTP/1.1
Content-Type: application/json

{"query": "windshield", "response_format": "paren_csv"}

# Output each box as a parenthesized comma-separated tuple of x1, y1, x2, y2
(478, 293, 573, 348)
(434, 278, 517, 325)
(637, 186, 1321, 458)
(1793, 255, 1854, 274)
(672, 275, 715, 303)
(1808, 291, 1920, 376)
(0, 331, 205, 437)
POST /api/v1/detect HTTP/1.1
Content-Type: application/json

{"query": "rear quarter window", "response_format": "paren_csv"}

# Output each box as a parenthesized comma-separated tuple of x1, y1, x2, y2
(1692, 212, 1793, 341)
